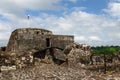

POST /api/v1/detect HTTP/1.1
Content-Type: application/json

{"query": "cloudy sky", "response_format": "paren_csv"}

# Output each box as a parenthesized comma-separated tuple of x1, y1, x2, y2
(0, 0, 120, 46)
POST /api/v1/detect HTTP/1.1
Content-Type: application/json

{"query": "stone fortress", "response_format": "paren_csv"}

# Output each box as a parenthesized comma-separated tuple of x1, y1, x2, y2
(6, 28, 74, 52)
(0, 28, 119, 72)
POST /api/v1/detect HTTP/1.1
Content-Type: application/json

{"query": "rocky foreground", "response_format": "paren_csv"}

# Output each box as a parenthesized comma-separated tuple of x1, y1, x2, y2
(0, 62, 120, 80)
(0, 43, 120, 80)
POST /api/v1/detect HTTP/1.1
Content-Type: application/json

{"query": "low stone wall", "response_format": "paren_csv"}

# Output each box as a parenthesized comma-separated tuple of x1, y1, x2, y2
(91, 53, 120, 65)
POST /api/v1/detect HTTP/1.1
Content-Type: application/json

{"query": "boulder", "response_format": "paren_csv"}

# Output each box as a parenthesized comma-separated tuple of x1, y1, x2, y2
(53, 48, 66, 61)
(1, 65, 16, 71)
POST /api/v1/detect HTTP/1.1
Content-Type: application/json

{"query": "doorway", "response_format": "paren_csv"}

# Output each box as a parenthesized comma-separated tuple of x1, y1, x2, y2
(46, 38, 50, 47)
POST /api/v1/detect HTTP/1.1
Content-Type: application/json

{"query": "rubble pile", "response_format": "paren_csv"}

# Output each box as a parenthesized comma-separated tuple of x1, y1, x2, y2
(0, 51, 34, 70)
(0, 63, 120, 80)
(0, 43, 120, 79)
(15, 51, 34, 68)
(0, 43, 92, 71)
(0, 43, 120, 71)
(64, 43, 91, 66)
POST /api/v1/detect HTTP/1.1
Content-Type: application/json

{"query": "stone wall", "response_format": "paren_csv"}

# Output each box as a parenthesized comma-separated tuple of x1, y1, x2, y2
(6, 28, 53, 52)
(6, 28, 74, 53)
(51, 35, 74, 49)
(91, 53, 120, 65)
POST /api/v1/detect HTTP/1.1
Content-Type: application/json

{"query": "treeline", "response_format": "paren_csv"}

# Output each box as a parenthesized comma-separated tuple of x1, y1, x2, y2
(91, 46, 120, 54)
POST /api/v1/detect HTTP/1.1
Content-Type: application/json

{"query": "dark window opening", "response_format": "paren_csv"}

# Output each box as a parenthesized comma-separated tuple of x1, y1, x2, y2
(46, 38, 50, 47)
(36, 31, 39, 35)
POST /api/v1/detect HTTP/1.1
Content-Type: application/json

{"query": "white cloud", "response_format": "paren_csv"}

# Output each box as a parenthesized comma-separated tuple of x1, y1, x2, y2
(103, 1, 120, 18)
(0, 21, 11, 41)
(88, 36, 101, 41)
(75, 36, 86, 41)
(68, 0, 85, 3)
(0, 0, 63, 19)
(36, 10, 120, 45)
(0, 0, 63, 30)
(0, 0, 61, 10)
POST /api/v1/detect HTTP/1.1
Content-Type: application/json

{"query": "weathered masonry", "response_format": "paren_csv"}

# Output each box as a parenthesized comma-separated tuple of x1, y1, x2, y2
(6, 28, 74, 52)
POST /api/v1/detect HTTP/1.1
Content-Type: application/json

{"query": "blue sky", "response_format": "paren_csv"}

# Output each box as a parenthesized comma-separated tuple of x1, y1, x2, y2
(25, 0, 109, 16)
(0, 0, 120, 46)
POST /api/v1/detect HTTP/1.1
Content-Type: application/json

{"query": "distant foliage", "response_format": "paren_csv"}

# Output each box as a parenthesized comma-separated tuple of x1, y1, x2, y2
(91, 46, 120, 54)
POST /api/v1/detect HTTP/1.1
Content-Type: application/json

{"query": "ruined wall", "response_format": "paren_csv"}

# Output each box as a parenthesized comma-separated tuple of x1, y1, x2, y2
(6, 28, 74, 52)
(51, 35, 74, 49)
(6, 28, 53, 52)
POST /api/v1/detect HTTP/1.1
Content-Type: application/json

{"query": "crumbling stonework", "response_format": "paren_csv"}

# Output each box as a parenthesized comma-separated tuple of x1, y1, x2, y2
(0, 28, 119, 75)
(6, 28, 74, 52)
(0, 28, 74, 70)
(64, 43, 92, 66)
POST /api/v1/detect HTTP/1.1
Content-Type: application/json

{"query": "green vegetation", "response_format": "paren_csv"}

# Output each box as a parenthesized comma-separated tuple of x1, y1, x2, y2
(91, 46, 120, 54)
